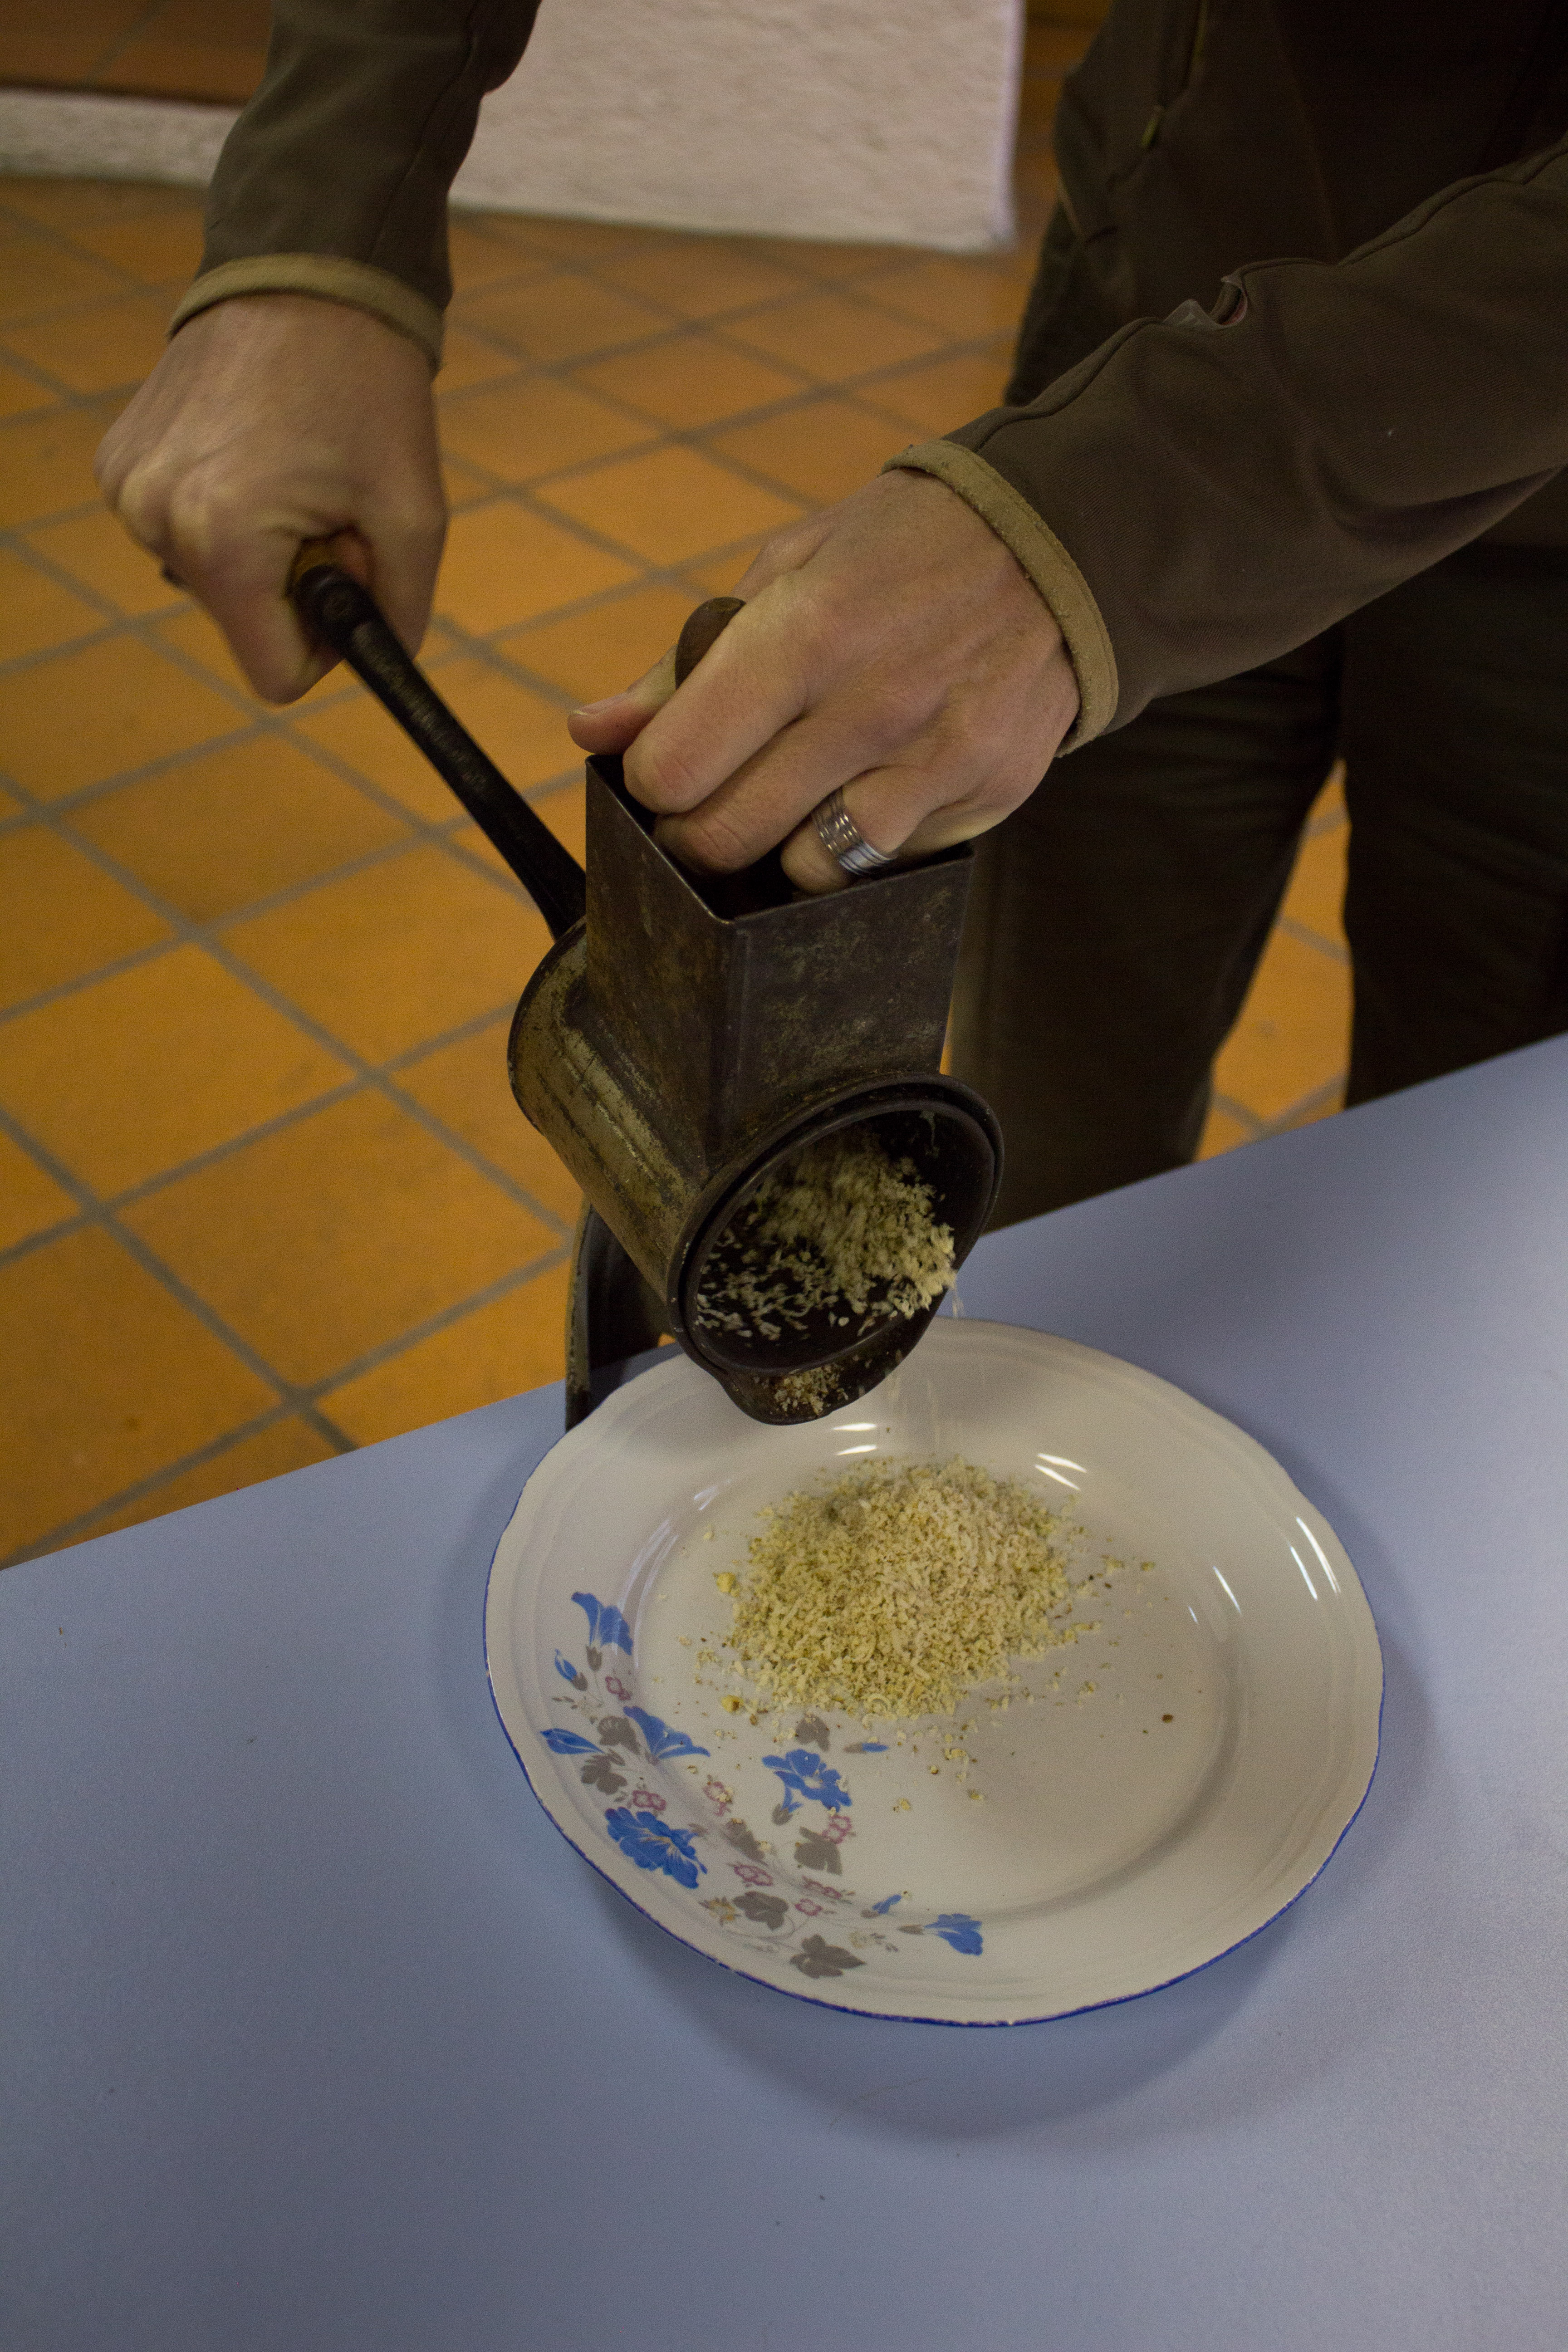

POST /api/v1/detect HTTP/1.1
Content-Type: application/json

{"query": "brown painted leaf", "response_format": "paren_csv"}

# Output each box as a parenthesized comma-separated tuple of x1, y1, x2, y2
(598, 1716, 641, 1751)
(793, 1837, 842, 1874)
(721, 1817, 766, 1862)
(790, 1935, 865, 1980)
(736, 1891, 789, 1929)
(580, 1756, 626, 1794)
(794, 1715, 831, 1750)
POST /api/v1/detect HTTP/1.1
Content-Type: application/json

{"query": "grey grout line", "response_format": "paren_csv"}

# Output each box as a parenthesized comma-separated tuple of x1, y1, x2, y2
(0, 617, 127, 678)
(1275, 915, 1349, 964)
(0, 577, 592, 880)
(299, 1241, 572, 1408)
(381, 995, 515, 1073)
(0, 1094, 348, 1448)
(1259, 1076, 1347, 1133)
(0, 935, 176, 1029)
(0, 777, 576, 1235)
(1, 1401, 329, 1571)
(0, 524, 187, 630)
(7, 1079, 362, 1228)
(0, 188, 1048, 1561)
(0, 341, 86, 404)
(64, 0, 172, 93)
(0, 712, 263, 794)
(1207, 1091, 1265, 1142)
(0, 978, 565, 1250)
(1210, 1073, 1348, 1148)
(1, 1238, 573, 1570)
(0, 800, 499, 1010)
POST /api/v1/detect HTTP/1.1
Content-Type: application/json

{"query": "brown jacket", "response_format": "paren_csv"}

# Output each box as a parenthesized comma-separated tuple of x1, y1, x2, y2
(177, 0, 1568, 739)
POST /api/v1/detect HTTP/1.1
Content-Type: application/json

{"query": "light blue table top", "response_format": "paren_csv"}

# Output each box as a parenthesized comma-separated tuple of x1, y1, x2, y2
(5, 1042, 1568, 2352)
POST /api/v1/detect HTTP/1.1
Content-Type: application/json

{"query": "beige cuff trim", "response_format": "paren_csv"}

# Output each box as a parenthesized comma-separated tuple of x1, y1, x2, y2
(884, 440, 1119, 748)
(169, 257, 444, 370)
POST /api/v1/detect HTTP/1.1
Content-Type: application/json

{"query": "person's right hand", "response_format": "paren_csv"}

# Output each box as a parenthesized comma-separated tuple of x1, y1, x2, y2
(94, 294, 445, 703)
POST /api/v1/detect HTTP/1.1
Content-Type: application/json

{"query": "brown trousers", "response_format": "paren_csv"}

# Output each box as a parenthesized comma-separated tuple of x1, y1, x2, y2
(950, 540, 1568, 1227)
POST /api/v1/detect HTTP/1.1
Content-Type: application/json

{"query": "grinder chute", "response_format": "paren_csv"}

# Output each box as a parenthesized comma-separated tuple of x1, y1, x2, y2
(292, 554, 1000, 1428)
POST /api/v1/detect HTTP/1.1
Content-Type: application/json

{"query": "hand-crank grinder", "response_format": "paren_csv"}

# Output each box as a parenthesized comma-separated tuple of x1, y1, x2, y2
(292, 554, 1002, 1429)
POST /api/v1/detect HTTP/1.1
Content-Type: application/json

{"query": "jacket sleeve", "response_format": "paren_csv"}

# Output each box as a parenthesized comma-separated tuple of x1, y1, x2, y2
(170, 0, 542, 366)
(890, 137, 1568, 743)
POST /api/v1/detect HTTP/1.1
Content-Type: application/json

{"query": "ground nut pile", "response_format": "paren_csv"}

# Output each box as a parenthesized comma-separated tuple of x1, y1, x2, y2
(722, 1457, 1086, 1719)
(693, 1131, 955, 1346)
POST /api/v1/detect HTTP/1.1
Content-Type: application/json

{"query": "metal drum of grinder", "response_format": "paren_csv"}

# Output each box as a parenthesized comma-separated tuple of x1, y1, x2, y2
(291, 552, 1000, 1428)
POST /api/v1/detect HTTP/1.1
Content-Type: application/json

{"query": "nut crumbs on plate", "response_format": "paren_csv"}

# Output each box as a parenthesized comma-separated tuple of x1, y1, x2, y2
(720, 1456, 1092, 1719)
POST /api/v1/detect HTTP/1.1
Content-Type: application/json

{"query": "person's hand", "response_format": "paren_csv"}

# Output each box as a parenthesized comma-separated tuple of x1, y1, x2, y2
(95, 294, 444, 702)
(567, 469, 1080, 893)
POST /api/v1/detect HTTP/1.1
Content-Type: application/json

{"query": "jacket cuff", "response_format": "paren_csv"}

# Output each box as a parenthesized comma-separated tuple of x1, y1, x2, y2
(883, 439, 1118, 747)
(169, 256, 444, 369)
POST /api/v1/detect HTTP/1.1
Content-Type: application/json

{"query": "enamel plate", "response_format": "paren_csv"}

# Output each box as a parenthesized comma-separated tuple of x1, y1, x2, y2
(485, 1320, 1382, 2024)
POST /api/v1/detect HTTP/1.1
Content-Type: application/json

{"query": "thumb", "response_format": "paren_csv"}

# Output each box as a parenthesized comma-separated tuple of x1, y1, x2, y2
(567, 643, 678, 753)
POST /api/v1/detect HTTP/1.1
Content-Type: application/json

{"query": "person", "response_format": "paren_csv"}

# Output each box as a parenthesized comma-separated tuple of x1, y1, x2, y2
(97, 0, 1568, 1224)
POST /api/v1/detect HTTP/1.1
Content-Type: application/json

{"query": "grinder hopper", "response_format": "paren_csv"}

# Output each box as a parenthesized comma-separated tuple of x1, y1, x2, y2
(293, 559, 1000, 1429)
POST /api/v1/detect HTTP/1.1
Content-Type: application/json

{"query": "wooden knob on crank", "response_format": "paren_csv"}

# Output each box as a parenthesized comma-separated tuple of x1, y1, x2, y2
(674, 596, 743, 686)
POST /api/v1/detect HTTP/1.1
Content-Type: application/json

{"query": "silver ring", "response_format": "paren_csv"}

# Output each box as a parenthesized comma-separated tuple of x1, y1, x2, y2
(813, 786, 895, 877)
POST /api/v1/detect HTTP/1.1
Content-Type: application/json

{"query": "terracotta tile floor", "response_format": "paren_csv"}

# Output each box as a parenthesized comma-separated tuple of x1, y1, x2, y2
(0, 5, 1349, 1562)
(0, 0, 272, 108)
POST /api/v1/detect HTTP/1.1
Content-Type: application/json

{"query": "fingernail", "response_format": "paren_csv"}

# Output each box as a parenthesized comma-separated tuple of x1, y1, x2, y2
(570, 695, 622, 717)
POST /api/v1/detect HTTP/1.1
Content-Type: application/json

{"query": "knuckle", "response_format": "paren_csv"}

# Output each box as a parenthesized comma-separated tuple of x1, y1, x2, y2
(111, 466, 172, 554)
(669, 804, 753, 872)
(626, 735, 706, 813)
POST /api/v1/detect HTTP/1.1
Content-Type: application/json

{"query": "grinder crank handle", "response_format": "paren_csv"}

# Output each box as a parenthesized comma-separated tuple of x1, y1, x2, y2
(673, 594, 743, 684)
(289, 543, 587, 941)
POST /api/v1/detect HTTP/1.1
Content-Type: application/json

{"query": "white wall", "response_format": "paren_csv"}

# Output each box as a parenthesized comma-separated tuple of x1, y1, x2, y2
(0, 0, 1022, 252)
(456, 0, 1022, 250)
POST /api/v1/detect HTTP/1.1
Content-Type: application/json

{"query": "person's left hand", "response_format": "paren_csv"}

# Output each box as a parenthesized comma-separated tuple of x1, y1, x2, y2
(566, 468, 1081, 893)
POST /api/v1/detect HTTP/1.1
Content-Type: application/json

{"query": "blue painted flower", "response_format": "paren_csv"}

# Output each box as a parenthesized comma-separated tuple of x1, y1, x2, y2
(929, 1913, 984, 1956)
(605, 1807, 705, 1888)
(869, 1893, 903, 1916)
(763, 1749, 852, 1809)
(572, 1592, 633, 1654)
(539, 1727, 600, 1756)
(554, 1651, 586, 1686)
(624, 1704, 709, 1761)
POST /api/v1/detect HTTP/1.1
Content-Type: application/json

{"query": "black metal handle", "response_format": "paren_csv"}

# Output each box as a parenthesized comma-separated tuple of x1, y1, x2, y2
(290, 556, 587, 941)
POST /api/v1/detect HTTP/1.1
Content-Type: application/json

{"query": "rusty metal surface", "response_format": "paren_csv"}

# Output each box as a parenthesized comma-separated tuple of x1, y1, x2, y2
(286, 563, 1004, 1427)
(510, 926, 694, 1298)
(585, 758, 974, 1163)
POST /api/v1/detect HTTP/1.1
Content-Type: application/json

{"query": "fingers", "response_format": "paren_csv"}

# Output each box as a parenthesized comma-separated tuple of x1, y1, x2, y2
(566, 466, 1079, 899)
(94, 296, 445, 705)
(780, 782, 1014, 894)
(566, 646, 677, 755)
(652, 624, 1068, 882)
(619, 581, 823, 816)
(650, 690, 935, 874)
(178, 510, 337, 700)
(566, 515, 834, 762)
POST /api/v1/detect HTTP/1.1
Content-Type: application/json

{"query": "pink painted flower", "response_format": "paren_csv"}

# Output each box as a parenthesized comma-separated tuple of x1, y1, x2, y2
(628, 1788, 666, 1813)
(605, 1675, 631, 1701)
(802, 1878, 846, 1903)
(703, 1777, 734, 1813)
(794, 1898, 825, 1917)
(819, 1812, 852, 1843)
(731, 1862, 773, 1886)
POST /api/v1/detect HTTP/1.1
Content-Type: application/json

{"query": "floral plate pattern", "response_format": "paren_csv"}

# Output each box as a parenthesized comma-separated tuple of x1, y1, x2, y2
(540, 1590, 984, 1982)
(485, 1321, 1383, 2025)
